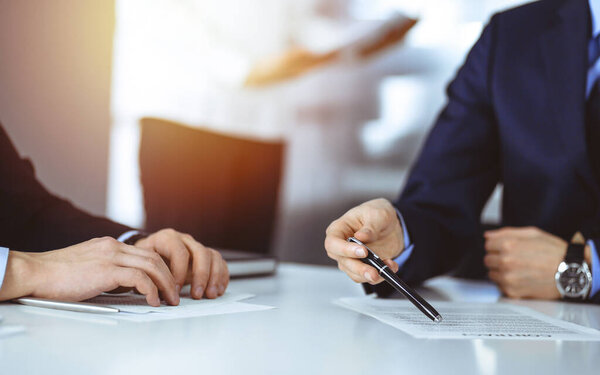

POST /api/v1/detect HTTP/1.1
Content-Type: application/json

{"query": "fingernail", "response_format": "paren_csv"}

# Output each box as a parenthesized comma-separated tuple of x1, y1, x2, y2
(364, 272, 374, 283)
(354, 247, 366, 257)
(194, 286, 203, 298)
(175, 284, 181, 295)
(218, 284, 225, 295)
(208, 286, 217, 297)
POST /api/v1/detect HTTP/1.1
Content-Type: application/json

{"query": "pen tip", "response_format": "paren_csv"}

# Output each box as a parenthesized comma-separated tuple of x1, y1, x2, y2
(434, 315, 443, 323)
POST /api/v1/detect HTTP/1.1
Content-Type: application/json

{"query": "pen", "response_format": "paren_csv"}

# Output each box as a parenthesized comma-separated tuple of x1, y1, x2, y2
(14, 297, 119, 314)
(347, 237, 443, 323)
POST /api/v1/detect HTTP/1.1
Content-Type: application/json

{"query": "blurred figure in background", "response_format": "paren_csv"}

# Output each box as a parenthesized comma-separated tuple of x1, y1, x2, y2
(109, 0, 420, 264)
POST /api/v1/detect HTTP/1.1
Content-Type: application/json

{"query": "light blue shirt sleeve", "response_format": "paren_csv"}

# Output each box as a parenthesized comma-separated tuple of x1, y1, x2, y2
(588, 240, 600, 299)
(117, 230, 143, 243)
(0, 247, 9, 291)
(392, 209, 414, 269)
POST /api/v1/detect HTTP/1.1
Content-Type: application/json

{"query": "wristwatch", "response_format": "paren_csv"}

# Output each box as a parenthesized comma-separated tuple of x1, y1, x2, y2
(554, 243, 592, 300)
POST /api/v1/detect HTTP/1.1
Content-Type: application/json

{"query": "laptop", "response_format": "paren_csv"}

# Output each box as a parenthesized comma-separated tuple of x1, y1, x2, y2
(219, 249, 278, 278)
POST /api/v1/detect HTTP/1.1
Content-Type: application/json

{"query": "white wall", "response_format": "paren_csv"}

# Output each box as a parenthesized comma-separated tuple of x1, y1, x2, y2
(0, 0, 115, 217)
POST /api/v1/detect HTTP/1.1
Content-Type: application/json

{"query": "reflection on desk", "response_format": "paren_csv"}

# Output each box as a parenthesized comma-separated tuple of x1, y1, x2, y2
(0, 264, 598, 375)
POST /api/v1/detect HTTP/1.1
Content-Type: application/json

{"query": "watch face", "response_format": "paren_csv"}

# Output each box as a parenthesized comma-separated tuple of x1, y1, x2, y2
(558, 265, 589, 297)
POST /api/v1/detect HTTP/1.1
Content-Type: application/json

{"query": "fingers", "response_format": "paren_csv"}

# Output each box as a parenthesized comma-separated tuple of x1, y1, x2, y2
(140, 230, 230, 300)
(488, 270, 523, 299)
(384, 259, 400, 273)
(325, 203, 394, 261)
(484, 234, 523, 254)
(326, 199, 403, 285)
(163, 238, 190, 293)
(337, 258, 400, 285)
(337, 257, 383, 285)
(182, 234, 229, 299)
(484, 226, 539, 239)
(484, 227, 542, 256)
(111, 267, 160, 306)
(324, 232, 367, 261)
(181, 236, 212, 299)
(137, 229, 190, 292)
(203, 249, 228, 299)
(117, 245, 179, 305)
(483, 253, 501, 269)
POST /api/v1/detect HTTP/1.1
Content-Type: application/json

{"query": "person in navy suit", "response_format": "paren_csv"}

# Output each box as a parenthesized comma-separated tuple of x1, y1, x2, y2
(325, 0, 600, 303)
(0, 124, 229, 305)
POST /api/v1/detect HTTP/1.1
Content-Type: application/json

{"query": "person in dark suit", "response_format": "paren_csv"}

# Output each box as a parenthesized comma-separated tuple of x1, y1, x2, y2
(325, 0, 600, 303)
(0, 124, 229, 305)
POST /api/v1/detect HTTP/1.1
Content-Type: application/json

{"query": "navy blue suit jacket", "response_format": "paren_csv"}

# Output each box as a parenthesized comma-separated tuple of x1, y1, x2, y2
(0, 124, 131, 252)
(370, 0, 600, 303)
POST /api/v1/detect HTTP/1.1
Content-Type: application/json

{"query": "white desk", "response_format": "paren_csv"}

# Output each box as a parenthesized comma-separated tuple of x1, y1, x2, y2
(1, 263, 599, 374)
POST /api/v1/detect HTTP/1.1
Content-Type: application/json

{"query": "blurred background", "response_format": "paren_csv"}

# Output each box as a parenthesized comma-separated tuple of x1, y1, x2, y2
(0, 0, 527, 265)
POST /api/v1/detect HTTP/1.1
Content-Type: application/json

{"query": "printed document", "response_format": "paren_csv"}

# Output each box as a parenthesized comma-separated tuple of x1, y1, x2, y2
(335, 296, 600, 341)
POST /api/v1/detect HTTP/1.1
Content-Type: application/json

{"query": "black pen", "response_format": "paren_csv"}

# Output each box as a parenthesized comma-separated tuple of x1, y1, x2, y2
(347, 237, 443, 323)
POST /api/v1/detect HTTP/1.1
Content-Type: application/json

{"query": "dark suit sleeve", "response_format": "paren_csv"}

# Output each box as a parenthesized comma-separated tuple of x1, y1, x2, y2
(0, 124, 132, 252)
(367, 18, 501, 297)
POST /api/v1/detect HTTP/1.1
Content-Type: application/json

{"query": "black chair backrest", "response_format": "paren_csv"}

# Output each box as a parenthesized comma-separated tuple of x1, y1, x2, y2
(139, 117, 284, 255)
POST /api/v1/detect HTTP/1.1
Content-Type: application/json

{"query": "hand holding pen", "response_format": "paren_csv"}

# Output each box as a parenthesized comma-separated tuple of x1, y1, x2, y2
(325, 199, 405, 283)
(324, 198, 442, 322)
(347, 237, 442, 322)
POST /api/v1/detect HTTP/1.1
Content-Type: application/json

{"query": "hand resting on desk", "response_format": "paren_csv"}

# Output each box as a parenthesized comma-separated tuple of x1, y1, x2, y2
(134, 228, 229, 300)
(484, 226, 590, 300)
(0, 231, 229, 306)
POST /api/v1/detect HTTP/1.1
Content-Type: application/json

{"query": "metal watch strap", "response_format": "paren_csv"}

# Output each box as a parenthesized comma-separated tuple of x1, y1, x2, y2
(565, 243, 585, 264)
(561, 243, 590, 301)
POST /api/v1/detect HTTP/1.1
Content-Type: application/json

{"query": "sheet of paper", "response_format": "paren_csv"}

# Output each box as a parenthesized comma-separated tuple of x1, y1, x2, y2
(113, 301, 274, 322)
(86, 292, 252, 313)
(335, 296, 600, 341)
(84, 292, 274, 322)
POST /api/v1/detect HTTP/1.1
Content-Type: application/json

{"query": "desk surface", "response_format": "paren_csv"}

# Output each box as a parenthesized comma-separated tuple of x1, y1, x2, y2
(1, 263, 599, 375)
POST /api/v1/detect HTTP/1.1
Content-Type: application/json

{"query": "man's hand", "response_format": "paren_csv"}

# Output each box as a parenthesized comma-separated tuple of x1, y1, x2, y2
(483, 226, 569, 299)
(0, 237, 180, 306)
(324, 198, 403, 285)
(134, 229, 229, 299)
